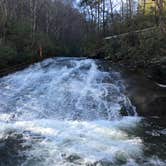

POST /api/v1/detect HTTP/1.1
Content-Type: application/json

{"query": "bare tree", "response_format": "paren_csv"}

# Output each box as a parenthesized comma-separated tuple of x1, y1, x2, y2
(155, 0, 166, 33)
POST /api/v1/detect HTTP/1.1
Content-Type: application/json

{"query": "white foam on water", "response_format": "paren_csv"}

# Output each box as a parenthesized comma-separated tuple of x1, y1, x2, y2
(0, 58, 163, 166)
(0, 117, 142, 166)
(0, 58, 136, 121)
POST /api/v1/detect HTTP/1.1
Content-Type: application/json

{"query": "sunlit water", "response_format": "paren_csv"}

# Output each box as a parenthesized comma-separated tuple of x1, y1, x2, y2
(0, 58, 165, 166)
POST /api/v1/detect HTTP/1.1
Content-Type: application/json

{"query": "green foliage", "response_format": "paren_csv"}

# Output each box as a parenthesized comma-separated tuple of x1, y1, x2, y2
(104, 28, 166, 68)
(0, 0, 166, 73)
(0, 45, 17, 68)
(7, 21, 32, 52)
(34, 32, 56, 57)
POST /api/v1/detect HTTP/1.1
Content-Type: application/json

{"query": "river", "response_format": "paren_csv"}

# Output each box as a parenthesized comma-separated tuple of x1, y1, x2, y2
(0, 58, 165, 166)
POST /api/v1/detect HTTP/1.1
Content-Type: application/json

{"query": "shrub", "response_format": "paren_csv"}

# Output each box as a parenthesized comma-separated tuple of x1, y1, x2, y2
(0, 45, 17, 69)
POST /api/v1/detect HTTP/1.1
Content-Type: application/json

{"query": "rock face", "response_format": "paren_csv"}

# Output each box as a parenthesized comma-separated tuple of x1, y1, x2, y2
(121, 69, 166, 117)
(148, 57, 166, 85)
(148, 97, 166, 117)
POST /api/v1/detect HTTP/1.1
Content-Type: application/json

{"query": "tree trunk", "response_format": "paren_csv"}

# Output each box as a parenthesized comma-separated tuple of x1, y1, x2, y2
(102, 0, 105, 36)
(0, 0, 8, 40)
(128, 0, 133, 18)
(121, 0, 124, 20)
(97, 0, 100, 32)
(155, 0, 166, 33)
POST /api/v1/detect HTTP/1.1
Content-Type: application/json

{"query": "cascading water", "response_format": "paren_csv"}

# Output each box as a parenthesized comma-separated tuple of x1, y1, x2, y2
(0, 58, 165, 166)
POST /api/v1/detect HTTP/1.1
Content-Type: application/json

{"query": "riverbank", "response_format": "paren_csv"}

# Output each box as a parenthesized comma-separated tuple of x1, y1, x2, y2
(0, 55, 81, 77)
(0, 56, 53, 78)
(92, 28, 166, 85)
(121, 68, 166, 117)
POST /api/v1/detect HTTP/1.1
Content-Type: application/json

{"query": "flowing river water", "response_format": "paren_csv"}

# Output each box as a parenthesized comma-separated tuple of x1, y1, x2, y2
(0, 58, 165, 166)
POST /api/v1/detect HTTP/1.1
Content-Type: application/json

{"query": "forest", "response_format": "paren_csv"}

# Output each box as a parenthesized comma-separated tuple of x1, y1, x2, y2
(0, 0, 166, 72)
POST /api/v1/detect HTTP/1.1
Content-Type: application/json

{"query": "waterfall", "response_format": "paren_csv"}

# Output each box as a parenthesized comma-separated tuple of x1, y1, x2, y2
(1, 58, 164, 166)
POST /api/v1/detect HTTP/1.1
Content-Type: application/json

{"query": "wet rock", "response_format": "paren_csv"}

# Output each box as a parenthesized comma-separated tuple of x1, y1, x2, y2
(148, 57, 166, 85)
(0, 142, 5, 148)
(115, 152, 128, 165)
(86, 160, 113, 166)
(0, 131, 28, 166)
(130, 93, 166, 117)
(120, 106, 128, 116)
(121, 68, 166, 117)
(147, 97, 166, 117)
(65, 154, 82, 164)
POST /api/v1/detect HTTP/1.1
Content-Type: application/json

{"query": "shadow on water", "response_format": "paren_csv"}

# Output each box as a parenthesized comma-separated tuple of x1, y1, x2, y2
(0, 130, 46, 166)
(120, 117, 166, 165)
(0, 131, 29, 166)
(140, 118, 166, 161)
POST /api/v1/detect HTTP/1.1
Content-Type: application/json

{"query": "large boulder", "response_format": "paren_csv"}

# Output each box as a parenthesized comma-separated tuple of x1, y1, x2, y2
(122, 68, 166, 117)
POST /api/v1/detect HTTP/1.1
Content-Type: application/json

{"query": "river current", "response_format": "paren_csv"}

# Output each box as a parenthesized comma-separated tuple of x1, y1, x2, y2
(0, 58, 165, 166)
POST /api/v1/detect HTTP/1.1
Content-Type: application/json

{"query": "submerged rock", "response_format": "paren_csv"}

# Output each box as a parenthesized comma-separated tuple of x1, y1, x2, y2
(0, 131, 28, 166)
(65, 154, 82, 163)
(120, 106, 128, 116)
(86, 160, 114, 166)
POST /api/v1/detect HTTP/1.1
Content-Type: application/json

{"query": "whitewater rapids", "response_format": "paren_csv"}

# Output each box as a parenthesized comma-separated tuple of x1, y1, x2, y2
(0, 58, 165, 166)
